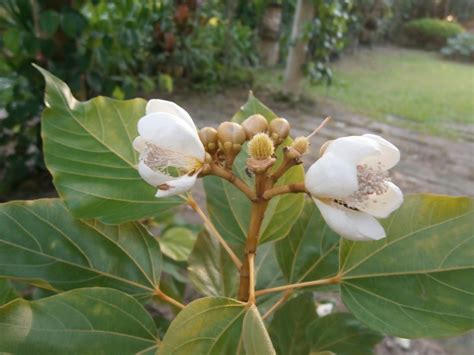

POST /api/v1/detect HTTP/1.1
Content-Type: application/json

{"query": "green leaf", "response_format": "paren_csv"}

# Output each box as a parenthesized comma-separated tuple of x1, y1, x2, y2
(276, 200, 339, 284)
(269, 293, 317, 355)
(204, 93, 304, 250)
(188, 232, 239, 297)
(0, 199, 161, 299)
(339, 194, 474, 338)
(61, 9, 87, 38)
(39, 10, 60, 37)
(243, 305, 276, 355)
(307, 313, 382, 355)
(0, 287, 159, 353)
(0, 279, 18, 306)
(34, 65, 181, 224)
(159, 227, 197, 262)
(160, 297, 246, 354)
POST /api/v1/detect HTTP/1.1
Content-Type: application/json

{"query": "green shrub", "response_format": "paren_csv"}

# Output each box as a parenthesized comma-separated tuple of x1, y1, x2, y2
(403, 18, 464, 49)
(441, 32, 474, 62)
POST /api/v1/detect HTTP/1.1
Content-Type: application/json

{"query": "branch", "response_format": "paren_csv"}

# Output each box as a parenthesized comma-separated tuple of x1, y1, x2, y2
(209, 164, 256, 201)
(262, 182, 307, 200)
(154, 288, 185, 309)
(248, 253, 256, 304)
(187, 194, 242, 269)
(255, 275, 341, 297)
(262, 290, 293, 320)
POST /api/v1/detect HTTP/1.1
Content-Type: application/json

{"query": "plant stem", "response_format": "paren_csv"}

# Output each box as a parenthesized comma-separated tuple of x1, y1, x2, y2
(255, 275, 341, 297)
(269, 154, 299, 182)
(210, 164, 256, 200)
(187, 194, 242, 269)
(263, 182, 307, 200)
(238, 200, 269, 301)
(154, 288, 185, 309)
(262, 290, 293, 320)
(248, 253, 256, 304)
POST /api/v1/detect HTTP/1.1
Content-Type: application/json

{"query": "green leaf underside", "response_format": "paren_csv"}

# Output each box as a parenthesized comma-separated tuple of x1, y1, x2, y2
(160, 297, 275, 355)
(0, 199, 161, 299)
(0, 279, 18, 306)
(269, 293, 317, 355)
(188, 232, 239, 298)
(0, 287, 158, 354)
(35, 65, 181, 224)
(159, 227, 197, 262)
(242, 305, 276, 355)
(204, 92, 305, 251)
(307, 313, 382, 355)
(160, 297, 246, 354)
(340, 194, 474, 338)
(276, 200, 340, 284)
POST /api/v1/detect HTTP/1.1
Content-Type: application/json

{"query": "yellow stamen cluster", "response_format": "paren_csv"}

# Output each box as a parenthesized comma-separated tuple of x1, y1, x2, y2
(248, 133, 275, 160)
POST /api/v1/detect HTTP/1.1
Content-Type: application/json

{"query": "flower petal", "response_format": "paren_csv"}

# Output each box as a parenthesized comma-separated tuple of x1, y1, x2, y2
(146, 99, 196, 131)
(133, 136, 147, 155)
(138, 161, 170, 187)
(137, 112, 205, 161)
(155, 173, 198, 198)
(305, 153, 359, 199)
(324, 136, 381, 165)
(314, 198, 386, 241)
(362, 134, 400, 170)
(358, 181, 404, 218)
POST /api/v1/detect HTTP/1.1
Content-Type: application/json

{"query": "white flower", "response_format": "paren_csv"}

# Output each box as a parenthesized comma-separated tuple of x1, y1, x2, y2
(305, 134, 403, 241)
(316, 303, 334, 317)
(133, 99, 205, 197)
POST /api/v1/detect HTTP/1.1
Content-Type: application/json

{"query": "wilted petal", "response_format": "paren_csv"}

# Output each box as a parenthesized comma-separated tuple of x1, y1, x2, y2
(138, 112, 205, 161)
(314, 198, 386, 241)
(155, 174, 198, 198)
(305, 153, 358, 199)
(361, 134, 400, 170)
(138, 161, 170, 187)
(146, 99, 196, 131)
(358, 181, 404, 219)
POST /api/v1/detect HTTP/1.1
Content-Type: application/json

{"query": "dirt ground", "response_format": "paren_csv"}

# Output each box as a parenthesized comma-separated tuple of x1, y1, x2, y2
(165, 88, 474, 355)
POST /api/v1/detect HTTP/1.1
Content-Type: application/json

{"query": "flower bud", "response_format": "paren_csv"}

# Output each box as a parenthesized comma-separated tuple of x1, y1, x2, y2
(199, 127, 218, 153)
(248, 133, 274, 160)
(217, 122, 246, 166)
(269, 118, 290, 145)
(292, 136, 309, 155)
(241, 114, 268, 139)
(319, 140, 333, 156)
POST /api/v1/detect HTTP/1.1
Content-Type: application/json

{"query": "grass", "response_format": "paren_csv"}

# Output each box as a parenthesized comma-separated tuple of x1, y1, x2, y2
(257, 47, 474, 134)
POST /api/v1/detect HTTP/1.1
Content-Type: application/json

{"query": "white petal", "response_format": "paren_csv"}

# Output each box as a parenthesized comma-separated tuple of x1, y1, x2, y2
(138, 161, 170, 187)
(362, 134, 400, 170)
(155, 173, 198, 198)
(358, 181, 404, 218)
(324, 136, 381, 165)
(133, 136, 147, 155)
(137, 112, 205, 161)
(146, 99, 197, 131)
(314, 198, 386, 241)
(305, 153, 359, 199)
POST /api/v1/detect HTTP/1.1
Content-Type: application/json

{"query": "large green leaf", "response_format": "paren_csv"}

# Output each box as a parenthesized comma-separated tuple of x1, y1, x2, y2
(35, 65, 180, 224)
(307, 313, 382, 355)
(0, 287, 159, 353)
(204, 93, 305, 250)
(242, 305, 276, 355)
(160, 297, 246, 354)
(0, 199, 161, 299)
(188, 232, 239, 297)
(159, 227, 197, 262)
(0, 279, 18, 306)
(276, 200, 339, 284)
(339, 194, 474, 338)
(269, 293, 317, 355)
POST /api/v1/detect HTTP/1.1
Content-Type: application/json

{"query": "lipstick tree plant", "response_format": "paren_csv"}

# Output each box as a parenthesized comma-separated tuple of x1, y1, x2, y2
(0, 66, 472, 354)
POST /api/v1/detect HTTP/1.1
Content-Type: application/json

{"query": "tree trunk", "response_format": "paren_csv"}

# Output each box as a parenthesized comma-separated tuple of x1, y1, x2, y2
(283, 0, 314, 100)
(259, 4, 283, 66)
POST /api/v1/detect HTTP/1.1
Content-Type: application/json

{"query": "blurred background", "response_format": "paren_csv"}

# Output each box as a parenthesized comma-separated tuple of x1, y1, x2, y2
(0, 1, 473, 352)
